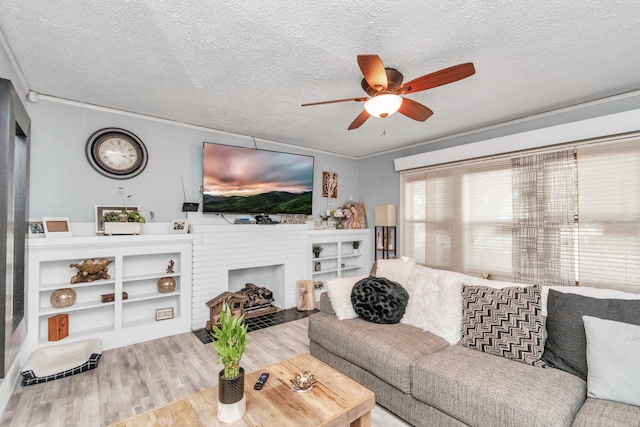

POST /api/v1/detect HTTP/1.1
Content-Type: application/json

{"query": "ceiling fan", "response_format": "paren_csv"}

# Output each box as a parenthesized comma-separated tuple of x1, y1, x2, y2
(302, 55, 475, 130)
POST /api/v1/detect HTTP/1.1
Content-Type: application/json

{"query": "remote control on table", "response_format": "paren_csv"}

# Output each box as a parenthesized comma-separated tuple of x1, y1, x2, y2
(254, 373, 269, 390)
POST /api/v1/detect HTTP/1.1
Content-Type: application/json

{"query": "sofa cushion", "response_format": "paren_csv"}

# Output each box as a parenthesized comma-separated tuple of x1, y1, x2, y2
(582, 316, 640, 406)
(461, 283, 546, 367)
(572, 398, 640, 427)
(351, 276, 409, 324)
(401, 266, 466, 344)
(325, 275, 366, 320)
(541, 285, 640, 317)
(308, 311, 449, 393)
(370, 257, 416, 285)
(412, 345, 586, 427)
(543, 289, 640, 380)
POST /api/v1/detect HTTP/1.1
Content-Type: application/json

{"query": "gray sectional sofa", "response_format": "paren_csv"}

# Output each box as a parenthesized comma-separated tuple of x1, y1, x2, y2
(307, 262, 640, 427)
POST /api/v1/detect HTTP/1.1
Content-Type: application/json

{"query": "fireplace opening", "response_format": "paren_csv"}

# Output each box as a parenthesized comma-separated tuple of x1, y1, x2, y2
(228, 264, 285, 307)
(237, 283, 276, 314)
(205, 283, 279, 330)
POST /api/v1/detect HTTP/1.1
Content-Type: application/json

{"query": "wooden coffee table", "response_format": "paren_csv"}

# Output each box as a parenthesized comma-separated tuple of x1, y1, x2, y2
(110, 353, 375, 426)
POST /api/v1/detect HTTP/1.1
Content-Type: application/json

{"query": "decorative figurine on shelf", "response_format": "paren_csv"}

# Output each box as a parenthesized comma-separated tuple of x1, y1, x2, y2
(69, 258, 113, 283)
(384, 229, 393, 250)
(50, 288, 76, 308)
(157, 260, 177, 293)
(377, 230, 384, 250)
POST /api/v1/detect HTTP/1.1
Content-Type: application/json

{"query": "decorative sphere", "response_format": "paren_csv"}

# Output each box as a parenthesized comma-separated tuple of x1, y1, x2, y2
(157, 277, 177, 293)
(51, 288, 77, 308)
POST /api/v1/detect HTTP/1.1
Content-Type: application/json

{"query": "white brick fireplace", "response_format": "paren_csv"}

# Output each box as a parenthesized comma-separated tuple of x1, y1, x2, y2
(190, 224, 310, 330)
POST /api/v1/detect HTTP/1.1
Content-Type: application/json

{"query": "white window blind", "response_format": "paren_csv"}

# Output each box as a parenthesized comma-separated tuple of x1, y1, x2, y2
(577, 141, 640, 292)
(401, 136, 640, 293)
(402, 157, 514, 278)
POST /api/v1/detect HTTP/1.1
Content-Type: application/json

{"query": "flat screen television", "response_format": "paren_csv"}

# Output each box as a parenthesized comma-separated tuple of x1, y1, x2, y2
(202, 142, 314, 215)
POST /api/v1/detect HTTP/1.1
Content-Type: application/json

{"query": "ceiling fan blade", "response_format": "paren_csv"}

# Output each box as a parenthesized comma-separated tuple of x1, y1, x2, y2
(348, 110, 371, 130)
(357, 55, 388, 91)
(301, 97, 367, 107)
(398, 98, 434, 122)
(398, 62, 475, 94)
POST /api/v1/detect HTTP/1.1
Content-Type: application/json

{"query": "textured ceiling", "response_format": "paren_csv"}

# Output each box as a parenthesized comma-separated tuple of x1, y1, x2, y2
(1, 1, 640, 157)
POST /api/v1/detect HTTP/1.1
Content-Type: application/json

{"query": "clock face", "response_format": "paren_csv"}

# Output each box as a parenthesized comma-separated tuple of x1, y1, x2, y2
(86, 128, 148, 179)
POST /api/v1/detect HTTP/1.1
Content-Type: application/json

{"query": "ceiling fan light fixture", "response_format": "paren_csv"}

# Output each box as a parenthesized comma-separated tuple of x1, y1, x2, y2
(364, 94, 403, 118)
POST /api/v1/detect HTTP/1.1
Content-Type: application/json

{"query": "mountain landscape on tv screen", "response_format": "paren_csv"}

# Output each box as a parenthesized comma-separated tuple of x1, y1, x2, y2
(203, 191, 312, 214)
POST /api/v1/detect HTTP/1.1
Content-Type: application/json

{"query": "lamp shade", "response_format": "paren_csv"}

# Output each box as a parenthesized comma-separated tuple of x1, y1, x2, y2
(364, 94, 403, 118)
(375, 204, 396, 227)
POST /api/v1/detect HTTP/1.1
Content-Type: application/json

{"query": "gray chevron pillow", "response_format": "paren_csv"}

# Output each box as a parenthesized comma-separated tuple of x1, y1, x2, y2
(461, 283, 546, 367)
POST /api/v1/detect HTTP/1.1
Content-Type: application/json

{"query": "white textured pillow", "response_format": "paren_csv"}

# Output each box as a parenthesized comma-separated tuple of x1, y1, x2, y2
(401, 267, 465, 344)
(326, 275, 367, 320)
(372, 257, 416, 285)
(583, 316, 640, 406)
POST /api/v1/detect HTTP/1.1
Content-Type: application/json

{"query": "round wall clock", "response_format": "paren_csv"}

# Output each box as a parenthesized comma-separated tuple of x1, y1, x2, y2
(85, 128, 148, 179)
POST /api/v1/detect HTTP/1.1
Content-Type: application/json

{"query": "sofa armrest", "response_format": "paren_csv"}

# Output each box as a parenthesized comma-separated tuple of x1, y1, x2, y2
(319, 292, 336, 316)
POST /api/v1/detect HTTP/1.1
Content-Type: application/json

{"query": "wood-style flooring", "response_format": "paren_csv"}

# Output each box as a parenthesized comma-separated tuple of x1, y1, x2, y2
(1, 317, 411, 427)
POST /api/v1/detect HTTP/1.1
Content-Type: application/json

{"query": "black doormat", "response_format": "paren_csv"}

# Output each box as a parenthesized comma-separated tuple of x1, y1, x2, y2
(193, 307, 319, 345)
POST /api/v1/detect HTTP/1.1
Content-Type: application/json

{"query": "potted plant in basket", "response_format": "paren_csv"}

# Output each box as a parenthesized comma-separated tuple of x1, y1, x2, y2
(211, 304, 249, 422)
(102, 187, 154, 235)
(102, 209, 150, 235)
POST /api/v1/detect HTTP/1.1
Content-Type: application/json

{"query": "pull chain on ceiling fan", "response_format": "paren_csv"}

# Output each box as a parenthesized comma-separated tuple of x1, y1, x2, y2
(302, 54, 475, 130)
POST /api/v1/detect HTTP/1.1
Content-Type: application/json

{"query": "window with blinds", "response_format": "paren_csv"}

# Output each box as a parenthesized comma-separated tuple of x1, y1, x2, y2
(401, 136, 640, 293)
(576, 141, 640, 292)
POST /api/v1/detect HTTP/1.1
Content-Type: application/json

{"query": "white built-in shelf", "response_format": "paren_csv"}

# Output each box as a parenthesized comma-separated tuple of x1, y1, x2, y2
(27, 234, 193, 352)
(308, 229, 372, 299)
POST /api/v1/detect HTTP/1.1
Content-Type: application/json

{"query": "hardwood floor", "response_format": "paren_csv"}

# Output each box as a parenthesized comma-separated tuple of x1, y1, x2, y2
(1, 318, 410, 426)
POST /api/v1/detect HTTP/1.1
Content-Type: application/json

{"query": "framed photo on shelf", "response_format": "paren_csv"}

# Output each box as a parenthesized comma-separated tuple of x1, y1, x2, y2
(314, 261, 321, 272)
(42, 217, 72, 237)
(343, 202, 367, 229)
(169, 219, 189, 234)
(27, 218, 45, 238)
(155, 307, 174, 321)
(95, 205, 139, 234)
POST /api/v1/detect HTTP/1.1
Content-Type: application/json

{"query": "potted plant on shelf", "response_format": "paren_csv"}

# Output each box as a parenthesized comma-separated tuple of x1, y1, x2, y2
(102, 187, 154, 235)
(312, 244, 324, 258)
(102, 209, 150, 235)
(352, 240, 361, 255)
(211, 303, 249, 423)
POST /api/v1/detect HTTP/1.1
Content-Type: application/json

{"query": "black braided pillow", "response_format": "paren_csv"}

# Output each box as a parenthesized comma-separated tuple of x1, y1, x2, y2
(350, 276, 409, 324)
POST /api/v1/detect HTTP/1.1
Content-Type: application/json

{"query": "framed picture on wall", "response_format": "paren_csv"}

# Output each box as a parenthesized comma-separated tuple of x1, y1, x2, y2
(322, 171, 338, 198)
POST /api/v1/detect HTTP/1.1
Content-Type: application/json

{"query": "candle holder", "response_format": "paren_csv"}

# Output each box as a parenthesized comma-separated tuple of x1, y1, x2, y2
(290, 370, 317, 393)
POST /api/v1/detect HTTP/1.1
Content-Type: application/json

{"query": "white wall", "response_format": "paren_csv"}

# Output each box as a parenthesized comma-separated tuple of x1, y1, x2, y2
(25, 98, 361, 224)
